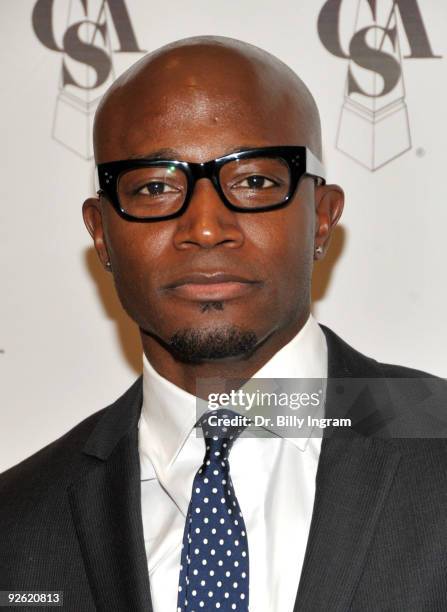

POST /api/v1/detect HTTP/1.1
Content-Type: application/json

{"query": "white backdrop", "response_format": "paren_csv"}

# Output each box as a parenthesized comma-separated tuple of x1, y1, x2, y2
(1, 0, 446, 472)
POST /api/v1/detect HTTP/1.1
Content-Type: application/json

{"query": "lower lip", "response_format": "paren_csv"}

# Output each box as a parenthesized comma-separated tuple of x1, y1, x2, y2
(168, 282, 259, 301)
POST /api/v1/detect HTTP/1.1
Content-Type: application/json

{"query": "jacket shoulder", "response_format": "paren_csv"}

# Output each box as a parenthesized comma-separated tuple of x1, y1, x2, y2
(0, 407, 106, 491)
(377, 360, 441, 380)
(0, 376, 142, 495)
(320, 323, 444, 380)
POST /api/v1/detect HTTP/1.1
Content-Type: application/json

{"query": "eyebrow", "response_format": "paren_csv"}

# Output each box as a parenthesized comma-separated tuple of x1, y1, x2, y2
(128, 148, 179, 160)
(127, 145, 265, 162)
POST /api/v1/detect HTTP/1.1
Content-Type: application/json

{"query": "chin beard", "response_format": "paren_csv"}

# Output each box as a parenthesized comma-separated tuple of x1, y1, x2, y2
(168, 325, 258, 363)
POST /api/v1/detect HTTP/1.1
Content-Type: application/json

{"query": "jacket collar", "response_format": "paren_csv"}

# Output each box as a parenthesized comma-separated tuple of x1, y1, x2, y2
(83, 376, 143, 461)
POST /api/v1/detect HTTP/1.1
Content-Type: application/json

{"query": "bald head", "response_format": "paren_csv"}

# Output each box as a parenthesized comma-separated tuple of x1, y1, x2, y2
(93, 36, 322, 163)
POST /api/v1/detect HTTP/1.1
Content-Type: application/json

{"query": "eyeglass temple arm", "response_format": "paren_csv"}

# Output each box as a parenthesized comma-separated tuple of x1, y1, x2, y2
(306, 149, 326, 185)
(94, 168, 101, 195)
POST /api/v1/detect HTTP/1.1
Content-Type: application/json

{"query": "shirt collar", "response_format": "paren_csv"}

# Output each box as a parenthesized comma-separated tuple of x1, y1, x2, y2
(139, 314, 327, 479)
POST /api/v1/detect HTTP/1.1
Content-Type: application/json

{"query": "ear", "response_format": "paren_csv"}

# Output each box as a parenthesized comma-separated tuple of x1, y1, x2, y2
(313, 184, 344, 260)
(82, 197, 112, 272)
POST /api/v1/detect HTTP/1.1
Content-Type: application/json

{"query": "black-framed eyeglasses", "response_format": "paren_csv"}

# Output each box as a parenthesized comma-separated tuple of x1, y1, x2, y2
(96, 146, 326, 222)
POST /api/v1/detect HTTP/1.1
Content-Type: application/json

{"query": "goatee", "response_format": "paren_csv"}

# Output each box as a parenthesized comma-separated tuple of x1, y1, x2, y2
(169, 325, 258, 363)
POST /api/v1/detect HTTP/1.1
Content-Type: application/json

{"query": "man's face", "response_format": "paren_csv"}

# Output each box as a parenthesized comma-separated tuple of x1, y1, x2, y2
(85, 49, 338, 362)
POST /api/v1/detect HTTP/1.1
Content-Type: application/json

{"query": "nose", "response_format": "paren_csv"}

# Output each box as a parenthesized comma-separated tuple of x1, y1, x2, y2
(173, 178, 245, 251)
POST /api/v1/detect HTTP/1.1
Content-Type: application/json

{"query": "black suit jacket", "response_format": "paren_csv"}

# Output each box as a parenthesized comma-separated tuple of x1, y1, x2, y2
(1, 325, 447, 611)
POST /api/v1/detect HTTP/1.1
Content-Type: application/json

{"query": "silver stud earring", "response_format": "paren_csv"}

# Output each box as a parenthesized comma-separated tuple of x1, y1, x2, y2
(105, 261, 111, 269)
(315, 246, 323, 256)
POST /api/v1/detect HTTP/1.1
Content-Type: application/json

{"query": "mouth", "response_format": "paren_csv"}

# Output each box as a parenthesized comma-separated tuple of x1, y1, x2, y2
(164, 272, 263, 301)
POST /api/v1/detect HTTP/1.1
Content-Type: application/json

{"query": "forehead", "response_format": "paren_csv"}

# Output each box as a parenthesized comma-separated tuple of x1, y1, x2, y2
(94, 50, 311, 163)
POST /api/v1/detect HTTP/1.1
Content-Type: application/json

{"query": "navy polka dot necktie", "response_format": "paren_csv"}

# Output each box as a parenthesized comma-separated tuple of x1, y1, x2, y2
(177, 409, 249, 611)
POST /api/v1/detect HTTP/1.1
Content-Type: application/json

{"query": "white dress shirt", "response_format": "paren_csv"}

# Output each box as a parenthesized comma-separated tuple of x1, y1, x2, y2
(138, 314, 327, 611)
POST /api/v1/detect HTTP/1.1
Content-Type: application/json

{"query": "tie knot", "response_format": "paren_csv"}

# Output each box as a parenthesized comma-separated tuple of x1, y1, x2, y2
(200, 409, 246, 459)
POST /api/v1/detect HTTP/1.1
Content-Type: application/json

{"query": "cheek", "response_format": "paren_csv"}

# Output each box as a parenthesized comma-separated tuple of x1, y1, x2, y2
(103, 213, 174, 320)
(105, 211, 170, 272)
(241, 196, 315, 284)
(237, 193, 315, 329)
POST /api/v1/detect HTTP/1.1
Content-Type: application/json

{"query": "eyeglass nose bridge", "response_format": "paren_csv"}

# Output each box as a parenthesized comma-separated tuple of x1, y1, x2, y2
(189, 159, 219, 181)
(186, 159, 224, 203)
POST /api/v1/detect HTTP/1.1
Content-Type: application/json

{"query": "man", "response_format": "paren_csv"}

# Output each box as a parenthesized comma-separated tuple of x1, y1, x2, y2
(1, 36, 446, 612)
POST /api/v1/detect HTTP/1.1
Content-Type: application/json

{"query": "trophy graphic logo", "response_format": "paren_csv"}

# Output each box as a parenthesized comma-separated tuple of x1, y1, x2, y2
(32, 0, 144, 159)
(317, 0, 441, 170)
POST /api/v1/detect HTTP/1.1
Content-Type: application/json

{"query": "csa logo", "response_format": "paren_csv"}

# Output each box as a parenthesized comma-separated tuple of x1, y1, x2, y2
(317, 0, 441, 170)
(32, 0, 144, 159)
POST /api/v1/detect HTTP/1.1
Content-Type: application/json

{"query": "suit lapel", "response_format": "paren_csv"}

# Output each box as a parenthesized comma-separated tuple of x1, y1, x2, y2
(294, 326, 402, 611)
(294, 433, 400, 611)
(68, 377, 152, 612)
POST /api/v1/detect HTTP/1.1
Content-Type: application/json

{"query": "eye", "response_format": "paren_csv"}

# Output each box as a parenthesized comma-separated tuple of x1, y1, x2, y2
(234, 175, 278, 189)
(138, 181, 178, 196)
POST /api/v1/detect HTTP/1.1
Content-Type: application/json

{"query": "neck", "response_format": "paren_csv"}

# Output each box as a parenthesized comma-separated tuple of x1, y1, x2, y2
(140, 311, 310, 397)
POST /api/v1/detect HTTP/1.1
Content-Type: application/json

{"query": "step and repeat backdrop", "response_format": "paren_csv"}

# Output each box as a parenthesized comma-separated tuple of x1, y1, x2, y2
(1, 0, 446, 471)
